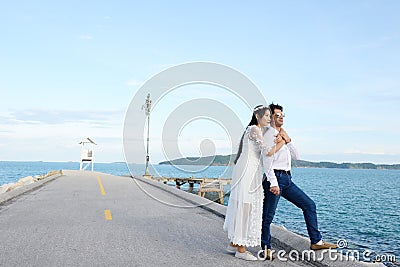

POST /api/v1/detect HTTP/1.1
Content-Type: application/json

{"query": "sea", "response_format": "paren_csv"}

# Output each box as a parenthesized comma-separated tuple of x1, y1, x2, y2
(1, 161, 399, 263)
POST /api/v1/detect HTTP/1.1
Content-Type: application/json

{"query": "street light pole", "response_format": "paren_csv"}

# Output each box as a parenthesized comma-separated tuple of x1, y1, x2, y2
(142, 93, 152, 176)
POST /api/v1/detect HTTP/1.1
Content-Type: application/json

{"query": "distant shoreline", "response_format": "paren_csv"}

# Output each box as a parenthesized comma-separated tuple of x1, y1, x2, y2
(159, 155, 400, 170)
(1, 160, 399, 170)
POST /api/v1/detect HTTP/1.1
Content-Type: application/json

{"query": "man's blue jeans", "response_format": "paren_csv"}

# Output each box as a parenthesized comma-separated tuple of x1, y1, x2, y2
(261, 171, 322, 249)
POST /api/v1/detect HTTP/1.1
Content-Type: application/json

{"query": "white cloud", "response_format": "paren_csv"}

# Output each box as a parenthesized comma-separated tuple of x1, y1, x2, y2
(343, 149, 387, 155)
(0, 108, 126, 162)
(0, 120, 124, 162)
(3, 109, 124, 125)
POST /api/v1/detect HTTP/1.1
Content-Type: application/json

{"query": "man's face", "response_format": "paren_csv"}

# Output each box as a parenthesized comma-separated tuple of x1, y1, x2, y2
(273, 109, 285, 127)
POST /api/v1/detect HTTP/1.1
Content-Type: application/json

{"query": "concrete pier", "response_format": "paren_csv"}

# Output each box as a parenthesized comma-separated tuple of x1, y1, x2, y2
(0, 171, 385, 267)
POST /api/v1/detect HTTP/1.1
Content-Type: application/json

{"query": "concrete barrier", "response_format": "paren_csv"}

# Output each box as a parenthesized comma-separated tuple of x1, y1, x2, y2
(2, 176, 35, 193)
(0, 171, 63, 205)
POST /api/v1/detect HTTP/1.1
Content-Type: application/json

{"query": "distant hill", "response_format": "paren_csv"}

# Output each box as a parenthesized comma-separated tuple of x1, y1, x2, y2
(292, 160, 400, 170)
(159, 155, 400, 170)
(159, 155, 235, 166)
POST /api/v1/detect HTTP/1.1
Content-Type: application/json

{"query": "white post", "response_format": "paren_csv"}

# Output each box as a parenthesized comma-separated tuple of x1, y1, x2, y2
(80, 142, 84, 170)
(142, 94, 152, 177)
(91, 143, 94, 171)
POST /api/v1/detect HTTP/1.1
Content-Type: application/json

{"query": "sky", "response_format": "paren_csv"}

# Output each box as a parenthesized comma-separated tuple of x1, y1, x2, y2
(0, 0, 399, 164)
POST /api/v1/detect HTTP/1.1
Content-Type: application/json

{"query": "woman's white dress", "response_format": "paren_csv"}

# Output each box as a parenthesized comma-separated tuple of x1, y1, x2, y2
(223, 125, 271, 247)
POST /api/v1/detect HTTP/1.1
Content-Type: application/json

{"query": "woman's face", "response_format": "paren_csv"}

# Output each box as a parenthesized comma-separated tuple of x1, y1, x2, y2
(257, 109, 271, 127)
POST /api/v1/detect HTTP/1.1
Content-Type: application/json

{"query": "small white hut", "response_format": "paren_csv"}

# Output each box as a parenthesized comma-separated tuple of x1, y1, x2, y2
(79, 137, 97, 171)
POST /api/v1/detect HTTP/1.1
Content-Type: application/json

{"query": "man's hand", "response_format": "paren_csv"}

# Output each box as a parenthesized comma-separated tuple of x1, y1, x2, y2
(270, 186, 280, 196)
(279, 128, 291, 144)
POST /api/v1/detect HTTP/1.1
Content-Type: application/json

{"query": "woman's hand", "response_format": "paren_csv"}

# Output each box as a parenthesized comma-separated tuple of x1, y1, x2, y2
(270, 186, 280, 196)
(279, 128, 291, 144)
(275, 134, 283, 144)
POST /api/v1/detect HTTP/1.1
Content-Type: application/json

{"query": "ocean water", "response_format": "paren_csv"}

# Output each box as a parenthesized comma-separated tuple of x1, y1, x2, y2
(1, 161, 399, 261)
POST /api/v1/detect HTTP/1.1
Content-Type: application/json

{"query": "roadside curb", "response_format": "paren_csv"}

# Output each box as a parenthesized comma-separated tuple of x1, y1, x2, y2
(0, 172, 63, 206)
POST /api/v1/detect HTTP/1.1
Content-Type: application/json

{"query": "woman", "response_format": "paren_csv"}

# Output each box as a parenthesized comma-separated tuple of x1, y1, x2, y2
(223, 105, 284, 261)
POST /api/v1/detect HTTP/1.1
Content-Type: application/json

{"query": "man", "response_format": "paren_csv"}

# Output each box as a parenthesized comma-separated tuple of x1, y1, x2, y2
(260, 103, 337, 259)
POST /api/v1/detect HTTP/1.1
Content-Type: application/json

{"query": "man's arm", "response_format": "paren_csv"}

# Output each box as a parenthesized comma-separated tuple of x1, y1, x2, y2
(263, 154, 280, 195)
(279, 128, 299, 160)
(287, 143, 299, 160)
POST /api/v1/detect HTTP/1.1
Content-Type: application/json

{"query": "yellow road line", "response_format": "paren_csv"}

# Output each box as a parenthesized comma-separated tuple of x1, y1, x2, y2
(104, 210, 112, 220)
(97, 176, 106, 195)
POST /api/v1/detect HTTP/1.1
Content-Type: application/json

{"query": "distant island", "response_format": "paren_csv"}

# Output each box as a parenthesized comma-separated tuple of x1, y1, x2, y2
(159, 155, 400, 170)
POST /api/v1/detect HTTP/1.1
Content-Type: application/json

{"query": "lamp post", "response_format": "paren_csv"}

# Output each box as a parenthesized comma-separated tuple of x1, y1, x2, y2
(142, 93, 152, 176)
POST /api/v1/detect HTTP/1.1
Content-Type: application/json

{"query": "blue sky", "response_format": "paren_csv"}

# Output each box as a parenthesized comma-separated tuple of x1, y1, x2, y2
(0, 1, 399, 164)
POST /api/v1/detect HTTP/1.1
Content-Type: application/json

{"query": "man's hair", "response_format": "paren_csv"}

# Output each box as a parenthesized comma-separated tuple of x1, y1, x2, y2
(269, 103, 283, 114)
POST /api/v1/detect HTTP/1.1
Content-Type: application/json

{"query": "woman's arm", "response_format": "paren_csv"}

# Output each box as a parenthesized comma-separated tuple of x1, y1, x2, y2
(266, 139, 285, 156)
(249, 126, 284, 157)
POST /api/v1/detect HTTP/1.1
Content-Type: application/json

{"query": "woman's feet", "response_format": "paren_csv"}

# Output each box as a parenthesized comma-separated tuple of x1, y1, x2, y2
(235, 251, 258, 261)
(226, 242, 239, 253)
(226, 244, 237, 254)
(227, 243, 257, 261)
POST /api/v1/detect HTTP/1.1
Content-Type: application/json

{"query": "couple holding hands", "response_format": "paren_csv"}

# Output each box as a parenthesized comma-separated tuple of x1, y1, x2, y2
(223, 103, 337, 261)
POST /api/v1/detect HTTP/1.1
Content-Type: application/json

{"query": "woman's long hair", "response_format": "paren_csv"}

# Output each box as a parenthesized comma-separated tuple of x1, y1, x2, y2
(233, 105, 269, 164)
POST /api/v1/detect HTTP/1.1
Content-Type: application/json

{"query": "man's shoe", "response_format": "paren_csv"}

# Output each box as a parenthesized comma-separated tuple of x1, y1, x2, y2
(311, 241, 338, 250)
(235, 251, 258, 261)
(258, 248, 275, 261)
(226, 244, 237, 254)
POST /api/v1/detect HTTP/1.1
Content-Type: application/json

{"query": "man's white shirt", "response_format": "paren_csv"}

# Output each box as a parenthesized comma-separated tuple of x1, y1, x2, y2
(262, 126, 299, 187)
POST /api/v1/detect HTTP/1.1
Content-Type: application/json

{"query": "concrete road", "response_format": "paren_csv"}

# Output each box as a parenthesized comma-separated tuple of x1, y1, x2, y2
(0, 170, 314, 266)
